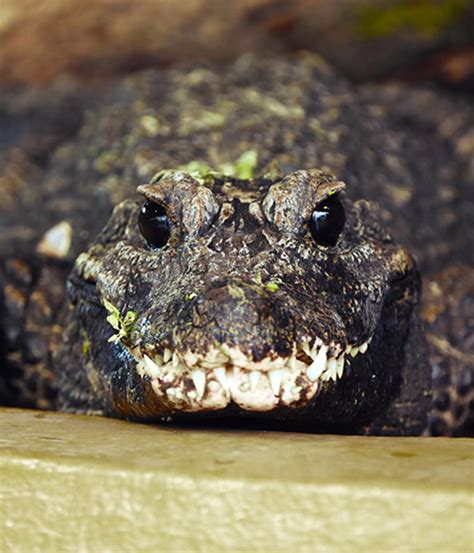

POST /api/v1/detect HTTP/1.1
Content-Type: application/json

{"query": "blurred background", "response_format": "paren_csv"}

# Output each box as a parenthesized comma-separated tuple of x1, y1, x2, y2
(1, 0, 473, 90)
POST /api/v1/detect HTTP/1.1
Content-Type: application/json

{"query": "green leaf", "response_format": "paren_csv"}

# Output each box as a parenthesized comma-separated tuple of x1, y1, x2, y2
(106, 314, 120, 331)
(233, 150, 258, 179)
(103, 298, 120, 317)
(265, 281, 280, 293)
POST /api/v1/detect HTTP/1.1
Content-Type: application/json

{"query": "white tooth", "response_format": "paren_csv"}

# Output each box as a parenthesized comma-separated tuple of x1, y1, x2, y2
(192, 369, 206, 399)
(350, 346, 359, 357)
(172, 351, 180, 367)
(269, 369, 283, 396)
(151, 380, 161, 395)
(166, 388, 177, 399)
(239, 381, 250, 392)
(336, 356, 345, 378)
(163, 348, 172, 363)
(143, 355, 160, 379)
(326, 358, 338, 381)
(136, 361, 146, 379)
(306, 344, 328, 381)
(208, 381, 220, 392)
(359, 342, 368, 354)
(184, 351, 198, 367)
(301, 340, 311, 357)
(214, 368, 228, 390)
(250, 370, 261, 392)
(287, 355, 297, 371)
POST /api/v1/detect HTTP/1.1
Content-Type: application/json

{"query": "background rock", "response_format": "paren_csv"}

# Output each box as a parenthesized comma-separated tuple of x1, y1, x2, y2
(0, 0, 473, 89)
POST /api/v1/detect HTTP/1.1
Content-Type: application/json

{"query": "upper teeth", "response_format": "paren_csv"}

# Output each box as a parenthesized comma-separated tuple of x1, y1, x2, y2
(134, 336, 373, 412)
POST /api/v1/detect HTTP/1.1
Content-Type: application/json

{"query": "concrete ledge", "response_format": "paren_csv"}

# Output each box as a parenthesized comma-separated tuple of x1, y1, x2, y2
(1, 408, 473, 552)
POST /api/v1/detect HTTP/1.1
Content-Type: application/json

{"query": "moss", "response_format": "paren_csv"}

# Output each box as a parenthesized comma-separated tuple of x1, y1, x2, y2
(178, 150, 259, 183)
(228, 285, 247, 301)
(252, 272, 280, 293)
(93, 150, 120, 174)
(220, 150, 258, 180)
(82, 331, 90, 355)
(139, 115, 160, 137)
(357, 0, 469, 39)
(265, 281, 280, 293)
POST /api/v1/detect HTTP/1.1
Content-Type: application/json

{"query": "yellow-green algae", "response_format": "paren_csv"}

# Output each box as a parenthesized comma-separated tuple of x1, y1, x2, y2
(358, 0, 469, 39)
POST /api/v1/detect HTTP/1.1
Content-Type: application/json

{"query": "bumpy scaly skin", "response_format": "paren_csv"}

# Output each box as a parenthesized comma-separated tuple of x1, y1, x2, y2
(51, 169, 429, 434)
(1, 55, 473, 434)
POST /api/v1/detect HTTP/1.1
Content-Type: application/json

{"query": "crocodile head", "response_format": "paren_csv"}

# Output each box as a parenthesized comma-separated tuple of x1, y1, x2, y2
(67, 169, 420, 429)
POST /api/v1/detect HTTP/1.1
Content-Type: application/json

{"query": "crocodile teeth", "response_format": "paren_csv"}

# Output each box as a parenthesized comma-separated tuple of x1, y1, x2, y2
(214, 368, 228, 390)
(143, 354, 160, 379)
(269, 369, 283, 395)
(163, 348, 172, 363)
(325, 358, 338, 381)
(133, 331, 375, 411)
(306, 344, 327, 381)
(336, 356, 345, 378)
(350, 346, 359, 358)
(287, 355, 297, 371)
(249, 370, 261, 392)
(301, 340, 312, 357)
(192, 369, 206, 399)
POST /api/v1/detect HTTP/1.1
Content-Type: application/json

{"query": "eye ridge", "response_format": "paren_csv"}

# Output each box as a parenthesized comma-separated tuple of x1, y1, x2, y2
(308, 195, 346, 247)
(138, 200, 171, 248)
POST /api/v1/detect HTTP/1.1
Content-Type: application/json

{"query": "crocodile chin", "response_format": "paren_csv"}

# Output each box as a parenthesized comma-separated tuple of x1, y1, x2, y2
(131, 336, 373, 413)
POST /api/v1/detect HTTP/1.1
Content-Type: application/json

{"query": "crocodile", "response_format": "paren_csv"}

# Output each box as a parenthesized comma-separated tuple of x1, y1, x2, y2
(0, 54, 473, 436)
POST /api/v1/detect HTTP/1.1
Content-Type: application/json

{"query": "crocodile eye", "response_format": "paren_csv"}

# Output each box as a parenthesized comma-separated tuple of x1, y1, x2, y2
(309, 196, 345, 247)
(138, 201, 171, 248)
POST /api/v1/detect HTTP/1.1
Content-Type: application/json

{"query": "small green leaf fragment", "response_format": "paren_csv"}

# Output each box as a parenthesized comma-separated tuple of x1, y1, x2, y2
(233, 150, 258, 179)
(104, 298, 120, 317)
(265, 281, 279, 293)
(103, 298, 138, 345)
(82, 331, 90, 355)
(106, 314, 121, 331)
(123, 311, 138, 327)
(252, 272, 263, 286)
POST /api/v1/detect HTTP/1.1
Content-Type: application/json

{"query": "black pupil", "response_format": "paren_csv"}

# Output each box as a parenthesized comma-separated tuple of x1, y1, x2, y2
(138, 200, 171, 248)
(309, 196, 345, 247)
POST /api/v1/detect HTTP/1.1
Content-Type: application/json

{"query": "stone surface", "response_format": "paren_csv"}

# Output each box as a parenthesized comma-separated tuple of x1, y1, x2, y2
(1, 408, 473, 551)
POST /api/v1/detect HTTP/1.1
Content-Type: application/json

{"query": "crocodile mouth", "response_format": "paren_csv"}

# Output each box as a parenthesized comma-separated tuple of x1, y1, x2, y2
(131, 336, 373, 413)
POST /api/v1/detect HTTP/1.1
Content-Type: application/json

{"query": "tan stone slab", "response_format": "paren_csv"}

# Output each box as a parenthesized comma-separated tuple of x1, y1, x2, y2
(1, 407, 473, 552)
